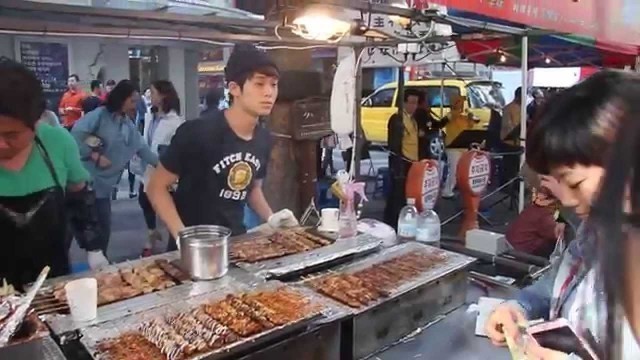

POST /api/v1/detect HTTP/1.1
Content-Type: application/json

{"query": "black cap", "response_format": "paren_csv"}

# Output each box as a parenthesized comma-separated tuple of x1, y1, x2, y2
(224, 44, 279, 83)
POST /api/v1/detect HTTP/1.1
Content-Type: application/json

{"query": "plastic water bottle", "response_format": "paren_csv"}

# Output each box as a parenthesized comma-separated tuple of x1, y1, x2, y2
(416, 208, 441, 247)
(397, 198, 418, 241)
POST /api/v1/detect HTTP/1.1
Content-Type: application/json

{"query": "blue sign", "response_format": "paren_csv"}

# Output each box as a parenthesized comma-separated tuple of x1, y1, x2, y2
(19, 41, 69, 111)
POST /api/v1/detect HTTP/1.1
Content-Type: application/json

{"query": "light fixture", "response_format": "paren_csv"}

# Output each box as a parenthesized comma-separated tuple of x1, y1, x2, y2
(544, 57, 551, 64)
(388, 1, 412, 29)
(291, 4, 352, 42)
(499, 53, 507, 63)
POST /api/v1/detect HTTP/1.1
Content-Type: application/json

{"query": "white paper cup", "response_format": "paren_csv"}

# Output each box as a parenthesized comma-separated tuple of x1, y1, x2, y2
(320, 208, 340, 232)
(65, 278, 98, 322)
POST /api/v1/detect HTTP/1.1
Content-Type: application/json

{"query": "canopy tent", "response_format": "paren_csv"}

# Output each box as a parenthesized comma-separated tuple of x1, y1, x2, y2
(422, 0, 640, 48)
(447, 10, 639, 68)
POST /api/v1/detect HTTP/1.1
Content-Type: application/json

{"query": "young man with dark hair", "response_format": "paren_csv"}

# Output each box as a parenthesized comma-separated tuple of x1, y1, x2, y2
(383, 89, 424, 228)
(148, 44, 298, 250)
(82, 80, 104, 114)
(59, 74, 86, 129)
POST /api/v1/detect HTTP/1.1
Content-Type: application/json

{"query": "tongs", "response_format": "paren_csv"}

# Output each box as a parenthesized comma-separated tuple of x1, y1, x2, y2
(0, 266, 50, 346)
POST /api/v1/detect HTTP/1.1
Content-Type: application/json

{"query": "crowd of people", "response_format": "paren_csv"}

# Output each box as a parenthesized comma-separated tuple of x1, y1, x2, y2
(3, 43, 640, 358)
(0, 44, 299, 290)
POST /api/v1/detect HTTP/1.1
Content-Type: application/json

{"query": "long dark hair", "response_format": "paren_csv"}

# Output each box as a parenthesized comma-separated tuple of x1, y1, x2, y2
(590, 72, 640, 359)
(105, 80, 137, 113)
(526, 71, 627, 175)
(152, 80, 181, 115)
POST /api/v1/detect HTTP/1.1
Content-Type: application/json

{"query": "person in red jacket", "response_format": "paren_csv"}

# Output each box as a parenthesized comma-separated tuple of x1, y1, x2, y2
(58, 74, 86, 129)
(506, 173, 565, 258)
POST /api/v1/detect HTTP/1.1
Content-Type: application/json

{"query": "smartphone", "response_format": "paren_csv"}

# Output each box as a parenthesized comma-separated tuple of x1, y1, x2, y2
(528, 318, 598, 360)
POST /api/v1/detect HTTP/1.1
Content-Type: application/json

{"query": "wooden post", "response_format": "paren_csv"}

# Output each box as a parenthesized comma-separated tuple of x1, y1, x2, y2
(262, 0, 318, 216)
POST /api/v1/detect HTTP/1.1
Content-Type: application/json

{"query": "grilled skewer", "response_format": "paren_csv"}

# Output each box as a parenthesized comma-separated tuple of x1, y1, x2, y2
(202, 300, 263, 337)
(226, 295, 274, 329)
(190, 308, 238, 344)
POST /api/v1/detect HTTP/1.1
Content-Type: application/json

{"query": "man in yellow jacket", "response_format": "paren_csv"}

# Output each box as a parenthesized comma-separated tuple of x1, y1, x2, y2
(442, 95, 478, 198)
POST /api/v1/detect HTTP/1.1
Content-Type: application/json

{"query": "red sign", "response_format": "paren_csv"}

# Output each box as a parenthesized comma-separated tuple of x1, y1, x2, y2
(415, 0, 640, 47)
(455, 150, 491, 237)
(405, 159, 440, 212)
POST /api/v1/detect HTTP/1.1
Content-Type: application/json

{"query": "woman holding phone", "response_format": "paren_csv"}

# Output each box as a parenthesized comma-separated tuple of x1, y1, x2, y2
(485, 71, 640, 359)
(132, 80, 184, 256)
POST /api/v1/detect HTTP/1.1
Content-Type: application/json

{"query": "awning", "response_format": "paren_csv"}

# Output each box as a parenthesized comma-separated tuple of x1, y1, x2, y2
(448, 10, 638, 68)
(419, 0, 640, 48)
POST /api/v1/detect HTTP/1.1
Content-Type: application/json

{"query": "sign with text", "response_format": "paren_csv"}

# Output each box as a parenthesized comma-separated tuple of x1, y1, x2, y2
(456, 149, 491, 237)
(344, 3, 460, 68)
(405, 159, 441, 212)
(418, 0, 640, 47)
(19, 41, 69, 111)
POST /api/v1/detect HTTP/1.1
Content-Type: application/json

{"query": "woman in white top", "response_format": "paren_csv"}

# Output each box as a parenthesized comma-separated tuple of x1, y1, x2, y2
(133, 80, 184, 256)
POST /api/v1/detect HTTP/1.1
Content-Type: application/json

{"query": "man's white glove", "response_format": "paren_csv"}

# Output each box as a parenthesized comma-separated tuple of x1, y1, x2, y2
(87, 251, 109, 270)
(267, 209, 299, 229)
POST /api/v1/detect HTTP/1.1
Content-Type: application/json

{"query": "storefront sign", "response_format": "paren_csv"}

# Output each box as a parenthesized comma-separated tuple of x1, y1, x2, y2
(405, 159, 440, 212)
(417, 0, 640, 47)
(19, 41, 69, 111)
(343, 3, 460, 68)
(466, 153, 491, 195)
(455, 149, 491, 237)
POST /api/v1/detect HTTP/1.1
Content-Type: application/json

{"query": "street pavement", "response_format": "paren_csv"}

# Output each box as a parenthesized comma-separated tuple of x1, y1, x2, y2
(70, 150, 518, 267)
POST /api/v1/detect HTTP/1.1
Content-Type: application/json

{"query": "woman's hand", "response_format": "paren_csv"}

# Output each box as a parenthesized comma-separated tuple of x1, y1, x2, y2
(524, 337, 569, 360)
(91, 152, 112, 169)
(485, 303, 528, 347)
(554, 222, 566, 240)
(539, 175, 564, 201)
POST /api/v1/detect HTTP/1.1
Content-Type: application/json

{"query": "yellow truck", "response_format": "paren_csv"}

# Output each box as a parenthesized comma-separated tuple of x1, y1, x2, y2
(361, 78, 505, 144)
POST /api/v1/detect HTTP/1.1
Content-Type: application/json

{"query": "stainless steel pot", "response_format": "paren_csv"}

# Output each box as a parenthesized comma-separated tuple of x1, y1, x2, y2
(179, 225, 231, 281)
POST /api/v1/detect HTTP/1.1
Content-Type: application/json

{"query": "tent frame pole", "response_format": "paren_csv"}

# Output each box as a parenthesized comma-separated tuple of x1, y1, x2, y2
(518, 35, 529, 213)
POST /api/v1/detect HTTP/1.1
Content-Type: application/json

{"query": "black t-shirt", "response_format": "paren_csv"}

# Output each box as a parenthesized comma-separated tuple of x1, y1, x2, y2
(82, 95, 103, 114)
(161, 113, 272, 234)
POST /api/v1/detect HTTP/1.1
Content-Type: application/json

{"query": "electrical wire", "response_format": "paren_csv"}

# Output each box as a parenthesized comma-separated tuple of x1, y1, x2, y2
(371, 19, 436, 42)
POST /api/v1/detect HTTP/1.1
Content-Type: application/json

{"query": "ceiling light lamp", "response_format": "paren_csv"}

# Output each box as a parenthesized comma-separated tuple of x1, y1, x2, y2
(499, 53, 507, 63)
(388, 1, 412, 29)
(544, 56, 551, 64)
(291, 5, 352, 42)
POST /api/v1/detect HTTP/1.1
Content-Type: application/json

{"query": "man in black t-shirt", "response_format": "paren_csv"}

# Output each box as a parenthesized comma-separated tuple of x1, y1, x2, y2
(147, 44, 298, 249)
(82, 80, 103, 114)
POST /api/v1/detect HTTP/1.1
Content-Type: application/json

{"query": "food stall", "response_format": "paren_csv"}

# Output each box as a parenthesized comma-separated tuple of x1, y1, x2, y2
(0, 1, 548, 359)
(1, 228, 478, 360)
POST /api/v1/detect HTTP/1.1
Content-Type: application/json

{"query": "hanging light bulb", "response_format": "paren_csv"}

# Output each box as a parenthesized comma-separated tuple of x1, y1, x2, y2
(499, 53, 507, 63)
(545, 57, 551, 64)
(292, 5, 352, 42)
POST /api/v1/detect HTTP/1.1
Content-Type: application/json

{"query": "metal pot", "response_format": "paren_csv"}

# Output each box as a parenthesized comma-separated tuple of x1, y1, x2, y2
(179, 225, 231, 281)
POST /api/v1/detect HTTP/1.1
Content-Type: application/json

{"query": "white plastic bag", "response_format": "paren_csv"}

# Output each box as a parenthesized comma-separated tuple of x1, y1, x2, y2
(330, 48, 356, 135)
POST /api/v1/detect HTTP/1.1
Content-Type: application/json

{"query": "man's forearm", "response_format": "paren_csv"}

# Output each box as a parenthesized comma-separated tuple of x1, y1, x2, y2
(248, 185, 273, 221)
(147, 184, 184, 239)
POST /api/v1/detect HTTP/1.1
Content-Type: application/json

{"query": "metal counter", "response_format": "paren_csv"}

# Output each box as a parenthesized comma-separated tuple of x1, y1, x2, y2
(296, 242, 476, 359)
(77, 280, 344, 360)
(43, 264, 263, 340)
(374, 280, 514, 360)
(0, 335, 68, 360)
(234, 233, 382, 280)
